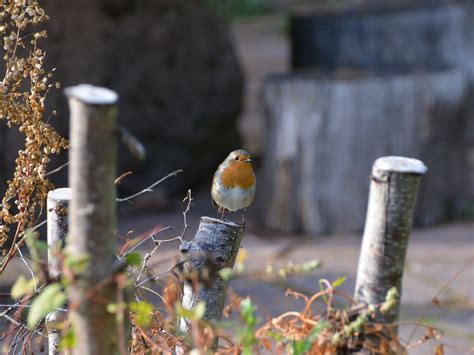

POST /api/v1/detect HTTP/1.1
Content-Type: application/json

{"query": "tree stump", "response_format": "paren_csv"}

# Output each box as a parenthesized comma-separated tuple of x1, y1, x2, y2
(179, 217, 245, 324)
(262, 67, 474, 234)
(291, 0, 474, 76)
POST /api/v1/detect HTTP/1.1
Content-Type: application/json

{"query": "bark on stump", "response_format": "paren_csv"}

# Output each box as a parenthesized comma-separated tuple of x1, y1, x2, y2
(179, 217, 244, 331)
(65, 84, 119, 354)
(262, 67, 474, 234)
(46, 188, 71, 355)
(354, 156, 427, 327)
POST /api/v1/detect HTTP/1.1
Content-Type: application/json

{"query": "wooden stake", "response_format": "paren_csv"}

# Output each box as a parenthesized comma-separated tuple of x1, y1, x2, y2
(65, 84, 119, 354)
(355, 156, 427, 326)
(46, 188, 71, 355)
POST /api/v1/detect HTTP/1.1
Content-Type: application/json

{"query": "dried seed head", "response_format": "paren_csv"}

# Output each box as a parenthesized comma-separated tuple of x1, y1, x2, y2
(0, 0, 67, 246)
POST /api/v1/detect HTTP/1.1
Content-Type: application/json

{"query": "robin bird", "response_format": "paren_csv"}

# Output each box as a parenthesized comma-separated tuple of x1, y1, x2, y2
(211, 149, 256, 224)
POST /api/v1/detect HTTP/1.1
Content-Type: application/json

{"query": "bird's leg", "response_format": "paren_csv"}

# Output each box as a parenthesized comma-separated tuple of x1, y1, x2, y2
(221, 208, 226, 221)
(241, 209, 246, 226)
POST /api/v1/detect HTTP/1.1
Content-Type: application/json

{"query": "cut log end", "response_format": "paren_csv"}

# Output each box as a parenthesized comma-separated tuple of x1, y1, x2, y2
(200, 216, 243, 229)
(373, 156, 428, 176)
(47, 187, 72, 203)
(64, 84, 119, 106)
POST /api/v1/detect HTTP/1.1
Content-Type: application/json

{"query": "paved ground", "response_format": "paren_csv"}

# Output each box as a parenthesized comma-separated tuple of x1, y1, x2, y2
(116, 208, 474, 355)
(1, 189, 473, 354)
(123, 207, 474, 354)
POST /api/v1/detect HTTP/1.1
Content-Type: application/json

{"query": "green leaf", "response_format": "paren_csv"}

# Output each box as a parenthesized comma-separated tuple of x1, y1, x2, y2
(219, 267, 234, 281)
(65, 254, 90, 275)
(292, 340, 306, 355)
(193, 301, 206, 320)
(239, 298, 258, 353)
(107, 303, 117, 314)
(34, 240, 49, 251)
(175, 301, 206, 321)
(300, 321, 330, 352)
(11, 276, 35, 299)
(240, 298, 257, 326)
(125, 252, 142, 267)
(59, 326, 76, 350)
(380, 287, 399, 314)
(27, 283, 67, 328)
(130, 301, 153, 328)
(331, 276, 347, 288)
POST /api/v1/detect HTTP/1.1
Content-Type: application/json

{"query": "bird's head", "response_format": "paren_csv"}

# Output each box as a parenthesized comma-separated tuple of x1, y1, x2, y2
(226, 149, 252, 165)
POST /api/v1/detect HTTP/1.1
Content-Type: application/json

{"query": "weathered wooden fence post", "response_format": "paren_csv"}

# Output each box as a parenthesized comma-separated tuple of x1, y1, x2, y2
(46, 188, 71, 355)
(65, 84, 119, 354)
(179, 217, 244, 339)
(355, 156, 427, 326)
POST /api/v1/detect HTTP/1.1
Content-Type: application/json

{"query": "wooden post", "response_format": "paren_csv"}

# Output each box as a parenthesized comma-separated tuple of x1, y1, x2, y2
(354, 156, 427, 326)
(46, 188, 71, 355)
(179, 217, 244, 328)
(65, 84, 119, 354)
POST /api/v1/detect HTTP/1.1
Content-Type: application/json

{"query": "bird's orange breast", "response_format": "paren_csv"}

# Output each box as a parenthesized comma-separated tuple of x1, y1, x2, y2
(220, 162, 255, 190)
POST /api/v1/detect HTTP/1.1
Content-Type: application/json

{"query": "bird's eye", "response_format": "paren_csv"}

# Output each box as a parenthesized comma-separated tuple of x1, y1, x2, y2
(234, 156, 239, 160)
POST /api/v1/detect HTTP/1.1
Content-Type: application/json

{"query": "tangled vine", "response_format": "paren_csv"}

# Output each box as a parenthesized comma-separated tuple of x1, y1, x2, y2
(0, 1, 67, 253)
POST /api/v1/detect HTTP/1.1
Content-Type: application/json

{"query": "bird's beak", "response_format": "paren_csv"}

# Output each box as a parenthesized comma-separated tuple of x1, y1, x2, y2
(245, 158, 252, 162)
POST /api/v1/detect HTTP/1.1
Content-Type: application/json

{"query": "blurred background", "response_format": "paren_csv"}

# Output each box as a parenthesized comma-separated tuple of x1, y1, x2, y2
(1, 0, 473, 233)
(0, 0, 473, 352)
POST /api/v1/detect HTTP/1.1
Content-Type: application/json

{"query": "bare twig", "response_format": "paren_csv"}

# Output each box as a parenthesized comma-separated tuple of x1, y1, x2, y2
(0, 220, 46, 274)
(132, 191, 191, 287)
(138, 286, 169, 307)
(180, 189, 193, 239)
(121, 226, 174, 259)
(136, 268, 176, 288)
(115, 171, 133, 185)
(32, 220, 47, 231)
(135, 242, 162, 285)
(407, 257, 474, 343)
(16, 248, 38, 293)
(44, 161, 70, 177)
(118, 125, 146, 161)
(117, 169, 183, 203)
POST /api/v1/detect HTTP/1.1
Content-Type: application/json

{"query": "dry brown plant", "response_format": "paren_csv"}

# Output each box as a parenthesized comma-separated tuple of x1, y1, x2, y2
(0, 1, 67, 267)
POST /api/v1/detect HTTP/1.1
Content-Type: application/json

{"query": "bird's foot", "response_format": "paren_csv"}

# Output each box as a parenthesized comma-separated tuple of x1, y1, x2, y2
(241, 210, 246, 227)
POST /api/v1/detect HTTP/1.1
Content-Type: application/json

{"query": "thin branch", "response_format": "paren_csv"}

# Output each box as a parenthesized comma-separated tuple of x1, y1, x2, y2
(180, 189, 193, 239)
(118, 125, 146, 161)
(31, 219, 47, 231)
(136, 268, 174, 288)
(138, 285, 169, 307)
(135, 243, 161, 285)
(407, 256, 474, 343)
(121, 226, 174, 258)
(44, 161, 69, 177)
(117, 169, 183, 203)
(16, 248, 37, 292)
